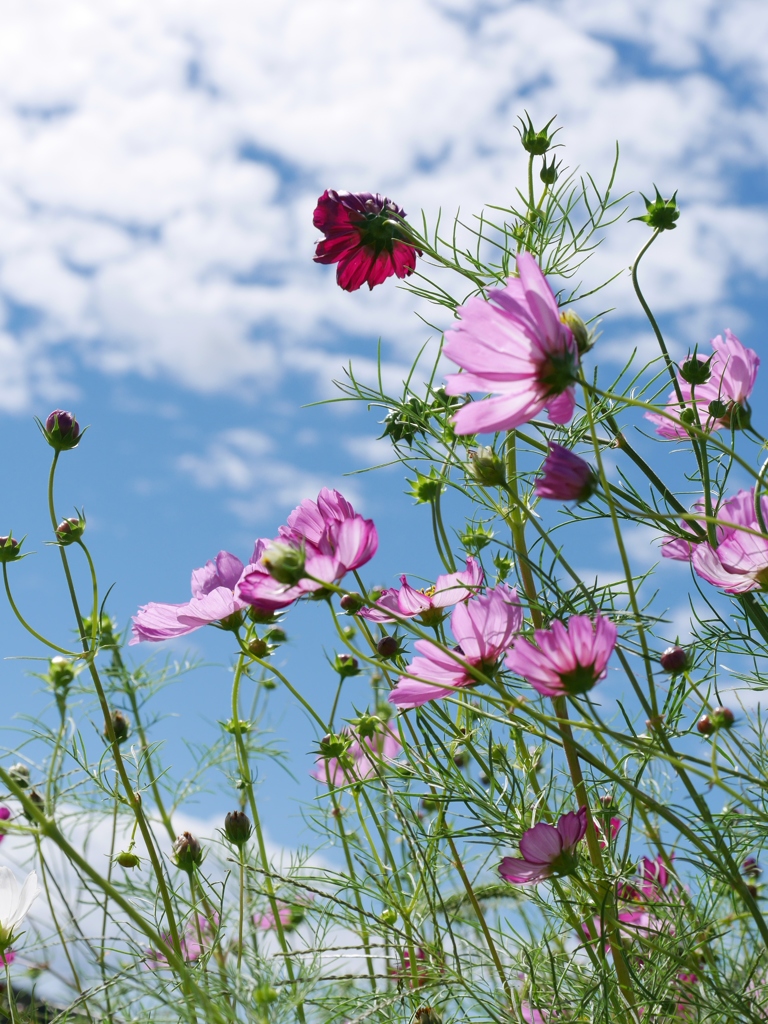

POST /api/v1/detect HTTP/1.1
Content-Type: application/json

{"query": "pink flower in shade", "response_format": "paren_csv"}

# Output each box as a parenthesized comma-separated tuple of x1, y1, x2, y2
(0, 949, 14, 967)
(312, 726, 402, 786)
(645, 330, 759, 438)
(0, 806, 9, 843)
(499, 807, 588, 885)
(254, 896, 312, 932)
(237, 489, 378, 613)
(593, 817, 622, 850)
(388, 584, 522, 709)
(661, 490, 762, 562)
(534, 444, 596, 503)
(313, 190, 421, 292)
(505, 613, 617, 698)
(389, 946, 431, 988)
(131, 551, 251, 644)
(146, 915, 217, 968)
(359, 557, 483, 625)
(443, 252, 580, 436)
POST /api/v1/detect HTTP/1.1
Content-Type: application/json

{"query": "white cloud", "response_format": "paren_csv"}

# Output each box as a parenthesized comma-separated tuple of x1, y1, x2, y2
(0, 0, 765, 411)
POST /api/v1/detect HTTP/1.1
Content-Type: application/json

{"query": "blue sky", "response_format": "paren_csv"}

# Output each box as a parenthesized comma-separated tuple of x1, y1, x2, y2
(3, 0, 768, 849)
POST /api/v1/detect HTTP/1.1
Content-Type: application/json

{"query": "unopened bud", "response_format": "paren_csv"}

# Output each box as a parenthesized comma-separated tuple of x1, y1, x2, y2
(679, 407, 697, 426)
(540, 155, 560, 185)
(351, 713, 380, 740)
(711, 706, 734, 729)
(340, 592, 364, 613)
(377, 635, 399, 658)
(0, 536, 22, 564)
(41, 409, 82, 451)
(107, 710, 131, 744)
(599, 793, 614, 808)
(380, 907, 398, 926)
(633, 187, 680, 231)
(115, 850, 141, 869)
(55, 516, 85, 545)
(679, 355, 712, 386)
(172, 831, 203, 869)
(248, 637, 269, 658)
(261, 542, 305, 586)
(660, 645, 690, 674)
(48, 657, 75, 690)
(560, 310, 593, 355)
(224, 810, 253, 846)
(24, 789, 45, 820)
(8, 764, 30, 789)
(518, 112, 557, 155)
(697, 715, 714, 736)
(742, 856, 762, 878)
(468, 446, 506, 487)
(334, 653, 360, 677)
(414, 1008, 443, 1024)
(318, 733, 353, 762)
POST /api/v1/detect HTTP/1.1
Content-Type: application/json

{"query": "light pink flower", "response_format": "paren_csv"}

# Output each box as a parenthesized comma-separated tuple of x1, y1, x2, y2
(535, 444, 596, 502)
(505, 613, 617, 698)
(146, 915, 217, 967)
(389, 946, 430, 988)
(499, 807, 588, 885)
(388, 584, 522, 708)
(254, 896, 312, 932)
(312, 726, 402, 786)
(682, 488, 768, 594)
(0, 807, 9, 844)
(661, 490, 759, 563)
(646, 330, 758, 438)
(520, 1005, 548, 1024)
(594, 817, 622, 849)
(131, 551, 251, 644)
(359, 557, 483, 624)
(443, 252, 580, 435)
(237, 489, 378, 612)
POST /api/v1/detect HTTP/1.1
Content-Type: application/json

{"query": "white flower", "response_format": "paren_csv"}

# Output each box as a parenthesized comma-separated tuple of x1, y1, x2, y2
(0, 867, 40, 948)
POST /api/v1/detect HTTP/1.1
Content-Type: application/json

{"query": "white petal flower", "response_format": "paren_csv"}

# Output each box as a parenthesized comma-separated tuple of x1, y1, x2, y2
(0, 867, 40, 947)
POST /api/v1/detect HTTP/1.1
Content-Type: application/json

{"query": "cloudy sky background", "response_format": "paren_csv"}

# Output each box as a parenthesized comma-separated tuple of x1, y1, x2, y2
(3, 0, 768, 856)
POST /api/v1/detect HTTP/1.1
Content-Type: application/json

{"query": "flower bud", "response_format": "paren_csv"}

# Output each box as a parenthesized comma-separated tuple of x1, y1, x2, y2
(41, 409, 82, 451)
(380, 907, 398, 926)
(8, 764, 30, 789)
(248, 637, 269, 658)
(254, 985, 278, 1005)
(350, 713, 380, 740)
(540, 155, 560, 185)
(48, 657, 75, 690)
(0, 536, 22, 564)
(407, 468, 444, 504)
(517, 112, 557, 155)
(266, 627, 287, 644)
(260, 541, 305, 586)
(633, 187, 680, 231)
(711, 706, 735, 729)
(172, 831, 203, 870)
(224, 810, 253, 846)
(679, 407, 697, 426)
(468, 446, 506, 487)
(415, 1008, 443, 1024)
(535, 444, 596, 503)
(318, 733, 353, 761)
(560, 310, 593, 355)
(107, 710, 131, 744)
(599, 793, 614, 807)
(660, 646, 690, 674)
(340, 592, 364, 613)
(334, 653, 360, 678)
(115, 850, 141, 869)
(376, 635, 399, 658)
(55, 515, 85, 545)
(742, 856, 762, 878)
(679, 354, 712, 386)
(697, 715, 714, 736)
(708, 399, 728, 420)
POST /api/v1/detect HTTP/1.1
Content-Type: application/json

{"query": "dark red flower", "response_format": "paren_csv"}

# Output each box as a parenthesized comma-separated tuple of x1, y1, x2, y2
(313, 190, 421, 292)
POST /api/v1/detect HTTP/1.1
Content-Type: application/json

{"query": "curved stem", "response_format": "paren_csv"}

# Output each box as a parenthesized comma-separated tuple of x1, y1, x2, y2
(2, 564, 81, 657)
(630, 228, 684, 405)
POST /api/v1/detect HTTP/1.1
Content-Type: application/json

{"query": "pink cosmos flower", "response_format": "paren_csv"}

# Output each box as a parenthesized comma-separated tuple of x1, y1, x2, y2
(499, 807, 588, 885)
(254, 896, 312, 932)
(313, 190, 421, 292)
(677, 488, 768, 594)
(645, 330, 758, 438)
(359, 557, 483, 624)
(312, 725, 402, 786)
(0, 806, 9, 843)
(594, 816, 622, 849)
(661, 490, 760, 562)
(131, 551, 251, 644)
(389, 946, 430, 988)
(534, 444, 596, 502)
(505, 613, 617, 698)
(0, 949, 14, 967)
(520, 1005, 548, 1024)
(146, 915, 217, 967)
(237, 489, 378, 612)
(443, 252, 580, 435)
(388, 584, 522, 708)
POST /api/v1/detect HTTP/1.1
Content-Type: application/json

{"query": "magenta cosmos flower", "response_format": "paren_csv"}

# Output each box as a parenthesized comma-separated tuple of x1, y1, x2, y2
(646, 330, 759, 438)
(535, 443, 596, 502)
(359, 557, 483, 625)
(499, 807, 587, 885)
(506, 613, 617, 698)
(311, 725, 402, 786)
(388, 584, 522, 709)
(0, 807, 9, 843)
(313, 190, 421, 292)
(443, 252, 580, 435)
(237, 489, 378, 613)
(131, 551, 252, 644)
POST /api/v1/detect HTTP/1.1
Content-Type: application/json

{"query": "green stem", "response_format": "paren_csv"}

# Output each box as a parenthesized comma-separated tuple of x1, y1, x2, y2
(630, 228, 684, 405)
(2, 564, 80, 657)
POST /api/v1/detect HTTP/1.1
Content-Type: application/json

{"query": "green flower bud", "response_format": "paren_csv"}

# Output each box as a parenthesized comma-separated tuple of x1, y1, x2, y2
(172, 831, 203, 870)
(517, 112, 558, 155)
(115, 850, 141, 869)
(380, 907, 398, 926)
(560, 310, 593, 354)
(248, 637, 269, 658)
(407, 468, 445, 504)
(8, 764, 30, 789)
(254, 985, 278, 1005)
(48, 657, 75, 690)
(350, 713, 381, 740)
(679, 408, 697, 426)
(540, 155, 560, 184)
(318, 732, 353, 763)
(468, 446, 506, 487)
(632, 187, 680, 231)
(55, 514, 86, 545)
(0, 536, 22, 564)
(334, 653, 361, 677)
(260, 541, 305, 586)
(459, 524, 494, 554)
(224, 810, 253, 846)
(708, 399, 728, 420)
(107, 710, 131, 744)
(711, 706, 735, 730)
(415, 1008, 443, 1024)
(679, 354, 712, 386)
